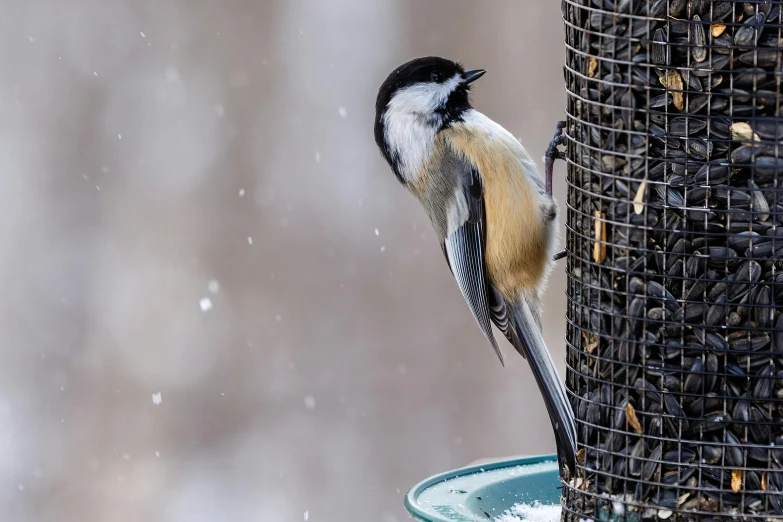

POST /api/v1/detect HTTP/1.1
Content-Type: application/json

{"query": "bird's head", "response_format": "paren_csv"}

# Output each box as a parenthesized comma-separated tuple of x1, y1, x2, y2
(374, 56, 485, 180)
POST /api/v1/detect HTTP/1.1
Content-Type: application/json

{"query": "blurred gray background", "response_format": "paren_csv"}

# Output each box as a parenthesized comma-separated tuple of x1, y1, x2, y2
(0, 1, 567, 520)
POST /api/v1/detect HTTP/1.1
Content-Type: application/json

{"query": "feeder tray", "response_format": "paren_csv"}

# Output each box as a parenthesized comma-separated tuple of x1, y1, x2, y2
(404, 455, 562, 522)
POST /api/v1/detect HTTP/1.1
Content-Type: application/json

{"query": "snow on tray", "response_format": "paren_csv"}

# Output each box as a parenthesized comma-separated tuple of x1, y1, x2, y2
(496, 501, 561, 522)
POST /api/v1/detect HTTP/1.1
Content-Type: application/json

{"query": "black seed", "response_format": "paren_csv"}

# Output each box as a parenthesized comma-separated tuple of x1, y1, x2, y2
(707, 1, 734, 21)
(725, 431, 745, 466)
(642, 444, 663, 481)
(669, 116, 707, 136)
(692, 15, 707, 62)
(669, 0, 687, 18)
(739, 48, 780, 67)
(735, 13, 766, 48)
(752, 365, 774, 399)
(649, 93, 671, 108)
(652, 28, 668, 65)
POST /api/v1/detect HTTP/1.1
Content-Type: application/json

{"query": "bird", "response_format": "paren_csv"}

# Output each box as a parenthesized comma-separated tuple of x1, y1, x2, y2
(373, 56, 576, 476)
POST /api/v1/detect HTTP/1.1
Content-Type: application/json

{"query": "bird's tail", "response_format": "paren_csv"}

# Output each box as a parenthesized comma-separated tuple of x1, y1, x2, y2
(509, 298, 577, 477)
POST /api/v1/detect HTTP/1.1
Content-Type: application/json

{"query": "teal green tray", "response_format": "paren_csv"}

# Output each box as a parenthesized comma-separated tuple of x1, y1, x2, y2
(404, 455, 562, 522)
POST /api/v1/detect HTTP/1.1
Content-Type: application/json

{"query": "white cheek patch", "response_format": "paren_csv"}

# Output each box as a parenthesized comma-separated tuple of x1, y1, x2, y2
(387, 74, 462, 114)
(382, 74, 463, 182)
(382, 108, 436, 183)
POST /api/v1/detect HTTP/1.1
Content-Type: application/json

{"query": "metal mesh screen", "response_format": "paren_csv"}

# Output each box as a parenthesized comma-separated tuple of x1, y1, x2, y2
(561, 1, 783, 520)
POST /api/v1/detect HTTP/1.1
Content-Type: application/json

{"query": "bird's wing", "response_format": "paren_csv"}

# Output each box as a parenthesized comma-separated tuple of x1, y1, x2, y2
(441, 154, 576, 475)
(487, 284, 522, 354)
(441, 160, 504, 365)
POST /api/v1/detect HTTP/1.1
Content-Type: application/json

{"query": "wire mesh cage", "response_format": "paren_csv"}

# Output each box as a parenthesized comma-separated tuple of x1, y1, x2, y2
(561, 0, 783, 520)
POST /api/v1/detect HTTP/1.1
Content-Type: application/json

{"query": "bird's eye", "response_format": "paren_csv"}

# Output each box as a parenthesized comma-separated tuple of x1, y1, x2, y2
(430, 71, 444, 83)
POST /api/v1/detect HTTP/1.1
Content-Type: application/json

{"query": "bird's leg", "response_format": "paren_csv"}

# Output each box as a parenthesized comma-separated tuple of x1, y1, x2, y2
(546, 121, 568, 263)
(544, 120, 567, 198)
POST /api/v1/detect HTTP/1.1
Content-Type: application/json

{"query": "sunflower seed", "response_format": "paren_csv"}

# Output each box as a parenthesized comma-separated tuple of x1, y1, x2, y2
(692, 15, 707, 62)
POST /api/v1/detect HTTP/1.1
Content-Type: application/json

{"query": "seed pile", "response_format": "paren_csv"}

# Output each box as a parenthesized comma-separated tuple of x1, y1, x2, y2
(561, 0, 783, 520)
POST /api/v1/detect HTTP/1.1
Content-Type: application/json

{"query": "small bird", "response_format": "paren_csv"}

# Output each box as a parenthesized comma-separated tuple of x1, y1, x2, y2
(374, 56, 576, 476)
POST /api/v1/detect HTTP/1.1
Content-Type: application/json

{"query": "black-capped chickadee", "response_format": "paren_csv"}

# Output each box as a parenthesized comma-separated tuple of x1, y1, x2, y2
(374, 56, 576, 475)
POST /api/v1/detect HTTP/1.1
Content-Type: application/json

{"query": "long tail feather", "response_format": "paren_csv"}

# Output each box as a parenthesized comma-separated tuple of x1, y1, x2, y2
(509, 299, 577, 476)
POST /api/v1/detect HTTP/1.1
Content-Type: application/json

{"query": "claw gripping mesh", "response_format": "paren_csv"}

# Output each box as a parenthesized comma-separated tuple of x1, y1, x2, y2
(561, 1, 783, 520)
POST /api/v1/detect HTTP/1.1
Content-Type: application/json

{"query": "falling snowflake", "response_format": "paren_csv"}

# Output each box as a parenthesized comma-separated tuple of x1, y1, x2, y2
(199, 297, 213, 312)
(152, 392, 162, 405)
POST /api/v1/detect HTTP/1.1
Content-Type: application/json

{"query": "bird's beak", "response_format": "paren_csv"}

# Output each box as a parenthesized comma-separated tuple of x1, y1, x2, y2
(463, 69, 486, 85)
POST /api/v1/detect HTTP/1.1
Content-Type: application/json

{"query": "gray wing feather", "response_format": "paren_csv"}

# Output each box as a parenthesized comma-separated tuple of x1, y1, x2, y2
(444, 220, 503, 365)
(487, 284, 519, 353)
(441, 159, 503, 365)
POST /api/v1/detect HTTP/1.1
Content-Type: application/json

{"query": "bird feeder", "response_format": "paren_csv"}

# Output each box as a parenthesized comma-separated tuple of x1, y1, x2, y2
(561, 0, 783, 520)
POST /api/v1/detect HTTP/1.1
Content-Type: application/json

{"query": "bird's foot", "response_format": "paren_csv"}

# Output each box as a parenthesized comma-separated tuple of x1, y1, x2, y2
(545, 120, 567, 197)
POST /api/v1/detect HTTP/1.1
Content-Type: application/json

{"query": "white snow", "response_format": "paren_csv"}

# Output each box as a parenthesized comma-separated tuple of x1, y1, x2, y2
(152, 392, 162, 405)
(247, 236, 253, 245)
(380, 246, 386, 252)
(140, 31, 146, 38)
(338, 106, 347, 118)
(304, 511, 309, 521)
(238, 188, 245, 197)
(374, 228, 379, 236)
(304, 395, 316, 410)
(208, 279, 220, 294)
(199, 297, 213, 312)
(496, 502, 561, 522)
(315, 152, 321, 163)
